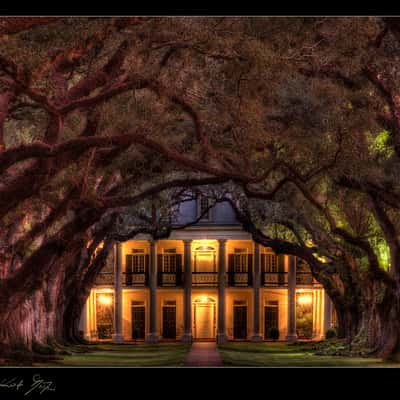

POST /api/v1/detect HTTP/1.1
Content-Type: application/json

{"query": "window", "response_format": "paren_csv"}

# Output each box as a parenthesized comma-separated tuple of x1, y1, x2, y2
(163, 249, 177, 273)
(233, 248, 248, 272)
(197, 195, 212, 221)
(126, 249, 146, 273)
(262, 253, 278, 273)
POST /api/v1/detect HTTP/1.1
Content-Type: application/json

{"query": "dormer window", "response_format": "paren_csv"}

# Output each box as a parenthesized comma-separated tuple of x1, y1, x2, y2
(197, 195, 212, 221)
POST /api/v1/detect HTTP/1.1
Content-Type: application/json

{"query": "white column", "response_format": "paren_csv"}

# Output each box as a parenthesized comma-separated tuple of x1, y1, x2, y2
(80, 300, 91, 341)
(251, 243, 263, 342)
(182, 240, 192, 343)
(286, 255, 298, 343)
(91, 290, 98, 340)
(112, 242, 125, 343)
(324, 290, 333, 337)
(146, 240, 159, 343)
(313, 290, 321, 339)
(312, 290, 318, 338)
(217, 239, 228, 344)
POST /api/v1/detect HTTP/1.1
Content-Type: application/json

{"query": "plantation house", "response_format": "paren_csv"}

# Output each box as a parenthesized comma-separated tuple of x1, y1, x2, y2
(80, 197, 335, 343)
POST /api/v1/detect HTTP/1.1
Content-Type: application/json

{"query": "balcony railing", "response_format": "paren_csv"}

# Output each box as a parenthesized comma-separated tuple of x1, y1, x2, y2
(123, 271, 148, 286)
(227, 272, 252, 287)
(95, 272, 114, 286)
(98, 269, 318, 288)
(262, 272, 288, 286)
(192, 272, 218, 286)
(157, 272, 183, 287)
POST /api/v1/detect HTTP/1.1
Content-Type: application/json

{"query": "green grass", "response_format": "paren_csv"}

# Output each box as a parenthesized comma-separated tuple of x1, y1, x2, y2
(217, 342, 400, 367)
(33, 343, 191, 367)
(29, 341, 400, 368)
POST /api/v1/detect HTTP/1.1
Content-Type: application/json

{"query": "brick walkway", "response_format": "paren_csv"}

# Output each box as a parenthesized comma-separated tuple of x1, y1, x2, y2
(185, 342, 223, 367)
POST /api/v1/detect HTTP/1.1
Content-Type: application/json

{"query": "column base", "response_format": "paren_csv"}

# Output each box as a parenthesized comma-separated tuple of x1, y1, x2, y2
(83, 333, 91, 341)
(216, 333, 228, 344)
(181, 333, 193, 343)
(90, 331, 98, 340)
(111, 333, 125, 343)
(285, 334, 298, 344)
(145, 333, 159, 344)
(250, 334, 263, 342)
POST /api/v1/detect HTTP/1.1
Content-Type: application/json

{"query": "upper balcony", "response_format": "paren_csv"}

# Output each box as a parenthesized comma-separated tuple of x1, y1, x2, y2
(261, 255, 319, 287)
(94, 240, 318, 289)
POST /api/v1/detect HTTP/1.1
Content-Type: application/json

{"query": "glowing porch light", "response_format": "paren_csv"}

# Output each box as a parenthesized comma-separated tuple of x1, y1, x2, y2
(98, 294, 113, 306)
(297, 293, 313, 306)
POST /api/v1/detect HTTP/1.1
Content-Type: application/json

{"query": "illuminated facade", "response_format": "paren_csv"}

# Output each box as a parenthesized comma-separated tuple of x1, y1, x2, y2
(80, 197, 335, 343)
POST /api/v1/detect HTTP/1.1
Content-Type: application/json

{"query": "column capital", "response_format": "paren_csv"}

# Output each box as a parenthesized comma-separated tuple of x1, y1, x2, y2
(218, 238, 227, 245)
(183, 239, 192, 245)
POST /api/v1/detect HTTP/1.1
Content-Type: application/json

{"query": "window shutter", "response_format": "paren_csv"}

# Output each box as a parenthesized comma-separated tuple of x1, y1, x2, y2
(278, 254, 285, 285)
(247, 254, 253, 285)
(278, 254, 285, 272)
(157, 254, 163, 285)
(176, 254, 183, 285)
(157, 254, 163, 272)
(126, 254, 133, 286)
(261, 253, 266, 272)
(145, 254, 150, 285)
(228, 254, 235, 272)
(247, 254, 253, 273)
(126, 254, 133, 273)
(228, 254, 235, 285)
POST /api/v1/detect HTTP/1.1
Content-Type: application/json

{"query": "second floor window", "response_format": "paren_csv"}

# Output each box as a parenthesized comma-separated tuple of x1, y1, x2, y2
(234, 250, 248, 273)
(126, 249, 146, 273)
(229, 248, 251, 273)
(262, 253, 278, 273)
(159, 249, 182, 273)
(163, 253, 177, 273)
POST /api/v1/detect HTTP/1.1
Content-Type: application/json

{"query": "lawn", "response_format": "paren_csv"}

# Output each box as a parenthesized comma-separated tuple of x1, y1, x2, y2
(33, 342, 191, 367)
(28, 341, 400, 367)
(217, 342, 400, 367)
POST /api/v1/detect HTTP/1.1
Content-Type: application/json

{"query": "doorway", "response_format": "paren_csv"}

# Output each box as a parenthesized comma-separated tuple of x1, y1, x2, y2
(131, 301, 145, 340)
(233, 302, 247, 339)
(264, 300, 279, 339)
(296, 292, 314, 339)
(96, 292, 114, 339)
(162, 301, 176, 339)
(193, 297, 216, 340)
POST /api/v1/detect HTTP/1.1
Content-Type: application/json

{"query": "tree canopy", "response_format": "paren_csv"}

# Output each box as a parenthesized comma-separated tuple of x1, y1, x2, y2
(2, 16, 400, 361)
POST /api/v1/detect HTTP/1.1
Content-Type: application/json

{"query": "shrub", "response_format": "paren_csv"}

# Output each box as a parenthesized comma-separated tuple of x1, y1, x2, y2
(325, 328, 337, 339)
(267, 327, 280, 341)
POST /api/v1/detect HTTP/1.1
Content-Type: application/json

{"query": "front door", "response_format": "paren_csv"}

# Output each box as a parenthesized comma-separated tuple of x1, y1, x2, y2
(264, 302, 279, 339)
(162, 306, 176, 339)
(194, 303, 215, 339)
(233, 306, 247, 339)
(131, 306, 145, 340)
